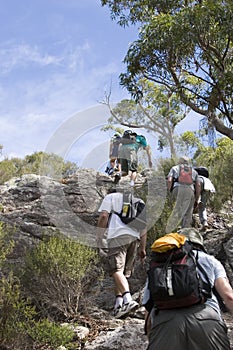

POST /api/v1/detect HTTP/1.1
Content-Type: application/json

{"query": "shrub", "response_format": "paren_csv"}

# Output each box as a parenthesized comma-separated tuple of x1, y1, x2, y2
(0, 273, 36, 349)
(21, 233, 102, 320)
(195, 137, 233, 210)
(28, 318, 74, 349)
(0, 222, 14, 267)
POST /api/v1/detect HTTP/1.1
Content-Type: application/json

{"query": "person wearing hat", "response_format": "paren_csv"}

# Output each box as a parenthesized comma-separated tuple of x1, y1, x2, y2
(166, 156, 201, 232)
(143, 228, 233, 350)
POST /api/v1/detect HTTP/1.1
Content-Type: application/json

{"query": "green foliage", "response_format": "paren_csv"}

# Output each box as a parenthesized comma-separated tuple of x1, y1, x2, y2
(28, 319, 74, 349)
(0, 273, 74, 349)
(0, 273, 37, 349)
(0, 224, 76, 349)
(0, 158, 20, 184)
(0, 222, 14, 267)
(147, 195, 175, 247)
(102, 0, 233, 139)
(0, 151, 78, 184)
(21, 234, 101, 320)
(195, 137, 233, 209)
(178, 131, 203, 157)
(24, 151, 78, 179)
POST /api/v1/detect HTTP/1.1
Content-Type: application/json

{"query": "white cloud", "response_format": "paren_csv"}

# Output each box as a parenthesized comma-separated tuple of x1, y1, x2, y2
(0, 43, 62, 74)
(0, 40, 94, 76)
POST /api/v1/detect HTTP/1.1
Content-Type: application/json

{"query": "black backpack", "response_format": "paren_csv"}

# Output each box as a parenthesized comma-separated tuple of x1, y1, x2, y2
(111, 134, 121, 154)
(120, 130, 137, 145)
(147, 241, 212, 310)
(114, 192, 146, 232)
(194, 166, 209, 178)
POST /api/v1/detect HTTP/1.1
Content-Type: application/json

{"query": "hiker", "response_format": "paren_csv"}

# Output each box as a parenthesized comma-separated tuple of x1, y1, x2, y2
(96, 184, 147, 318)
(143, 228, 233, 350)
(118, 130, 152, 187)
(109, 132, 121, 161)
(106, 132, 121, 182)
(105, 158, 118, 176)
(166, 156, 201, 232)
(194, 166, 216, 231)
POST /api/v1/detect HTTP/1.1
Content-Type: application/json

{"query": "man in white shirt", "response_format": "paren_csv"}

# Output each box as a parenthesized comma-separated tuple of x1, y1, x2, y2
(97, 189, 147, 318)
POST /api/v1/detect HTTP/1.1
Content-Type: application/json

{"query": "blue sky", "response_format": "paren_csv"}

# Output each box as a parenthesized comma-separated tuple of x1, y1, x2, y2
(0, 1, 137, 159)
(0, 0, 201, 171)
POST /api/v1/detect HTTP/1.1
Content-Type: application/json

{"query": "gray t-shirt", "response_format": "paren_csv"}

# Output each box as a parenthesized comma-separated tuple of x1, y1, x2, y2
(167, 164, 199, 191)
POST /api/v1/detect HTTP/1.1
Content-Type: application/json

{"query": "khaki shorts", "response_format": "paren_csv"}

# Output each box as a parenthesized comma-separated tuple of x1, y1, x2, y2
(107, 235, 139, 278)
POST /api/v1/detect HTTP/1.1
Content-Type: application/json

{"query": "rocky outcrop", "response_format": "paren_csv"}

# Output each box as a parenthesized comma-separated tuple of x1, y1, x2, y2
(0, 170, 233, 349)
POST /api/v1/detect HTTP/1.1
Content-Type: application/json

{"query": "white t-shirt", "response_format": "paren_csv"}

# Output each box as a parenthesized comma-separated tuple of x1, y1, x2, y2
(98, 192, 140, 240)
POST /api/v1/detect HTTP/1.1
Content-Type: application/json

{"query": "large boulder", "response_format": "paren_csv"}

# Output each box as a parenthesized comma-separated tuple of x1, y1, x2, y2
(0, 170, 232, 349)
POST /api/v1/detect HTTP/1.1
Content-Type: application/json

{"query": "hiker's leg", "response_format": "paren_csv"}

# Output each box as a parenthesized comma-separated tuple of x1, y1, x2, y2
(112, 270, 130, 295)
(128, 149, 138, 185)
(165, 186, 184, 232)
(124, 240, 138, 278)
(198, 191, 209, 225)
(108, 238, 134, 295)
(118, 146, 130, 176)
(181, 187, 195, 227)
(111, 240, 138, 294)
(128, 170, 137, 186)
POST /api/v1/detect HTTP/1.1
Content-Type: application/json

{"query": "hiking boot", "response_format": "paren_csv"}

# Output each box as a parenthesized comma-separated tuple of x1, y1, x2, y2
(114, 300, 139, 319)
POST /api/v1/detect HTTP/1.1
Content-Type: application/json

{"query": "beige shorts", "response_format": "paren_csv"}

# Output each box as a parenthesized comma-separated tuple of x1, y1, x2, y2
(107, 235, 139, 278)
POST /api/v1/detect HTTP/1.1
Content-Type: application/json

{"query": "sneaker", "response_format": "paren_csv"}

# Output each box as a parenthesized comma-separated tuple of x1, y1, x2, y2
(114, 300, 139, 319)
(113, 306, 122, 317)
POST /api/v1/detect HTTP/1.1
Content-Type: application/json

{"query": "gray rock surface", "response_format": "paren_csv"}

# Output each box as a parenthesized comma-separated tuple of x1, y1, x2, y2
(0, 171, 232, 349)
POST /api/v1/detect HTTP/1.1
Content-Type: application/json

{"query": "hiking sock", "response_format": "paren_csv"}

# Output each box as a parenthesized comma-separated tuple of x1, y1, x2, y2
(122, 291, 132, 305)
(114, 295, 123, 309)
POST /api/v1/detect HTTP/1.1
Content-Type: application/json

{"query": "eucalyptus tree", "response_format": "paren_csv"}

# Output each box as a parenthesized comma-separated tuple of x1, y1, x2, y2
(102, 0, 233, 139)
(104, 79, 190, 157)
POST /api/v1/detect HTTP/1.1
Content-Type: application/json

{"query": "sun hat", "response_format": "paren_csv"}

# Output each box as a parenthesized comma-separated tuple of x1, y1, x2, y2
(178, 228, 204, 248)
(178, 156, 190, 164)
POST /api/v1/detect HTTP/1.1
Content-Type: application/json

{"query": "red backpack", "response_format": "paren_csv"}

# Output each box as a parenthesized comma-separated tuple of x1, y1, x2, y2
(178, 164, 193, 185)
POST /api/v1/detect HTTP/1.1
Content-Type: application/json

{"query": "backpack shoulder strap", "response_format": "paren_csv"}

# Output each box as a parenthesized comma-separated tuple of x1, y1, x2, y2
(193, 250, 212, 292)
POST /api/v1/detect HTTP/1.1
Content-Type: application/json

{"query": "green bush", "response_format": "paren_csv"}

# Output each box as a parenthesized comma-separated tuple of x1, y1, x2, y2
(195, 137, 233, 210)
(28, 318, 74, 349)
(0, 272, 76, 350)
(0, 273, 37, 349)
(21, 233, 101, 320)
(0, 222, 14, 266)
